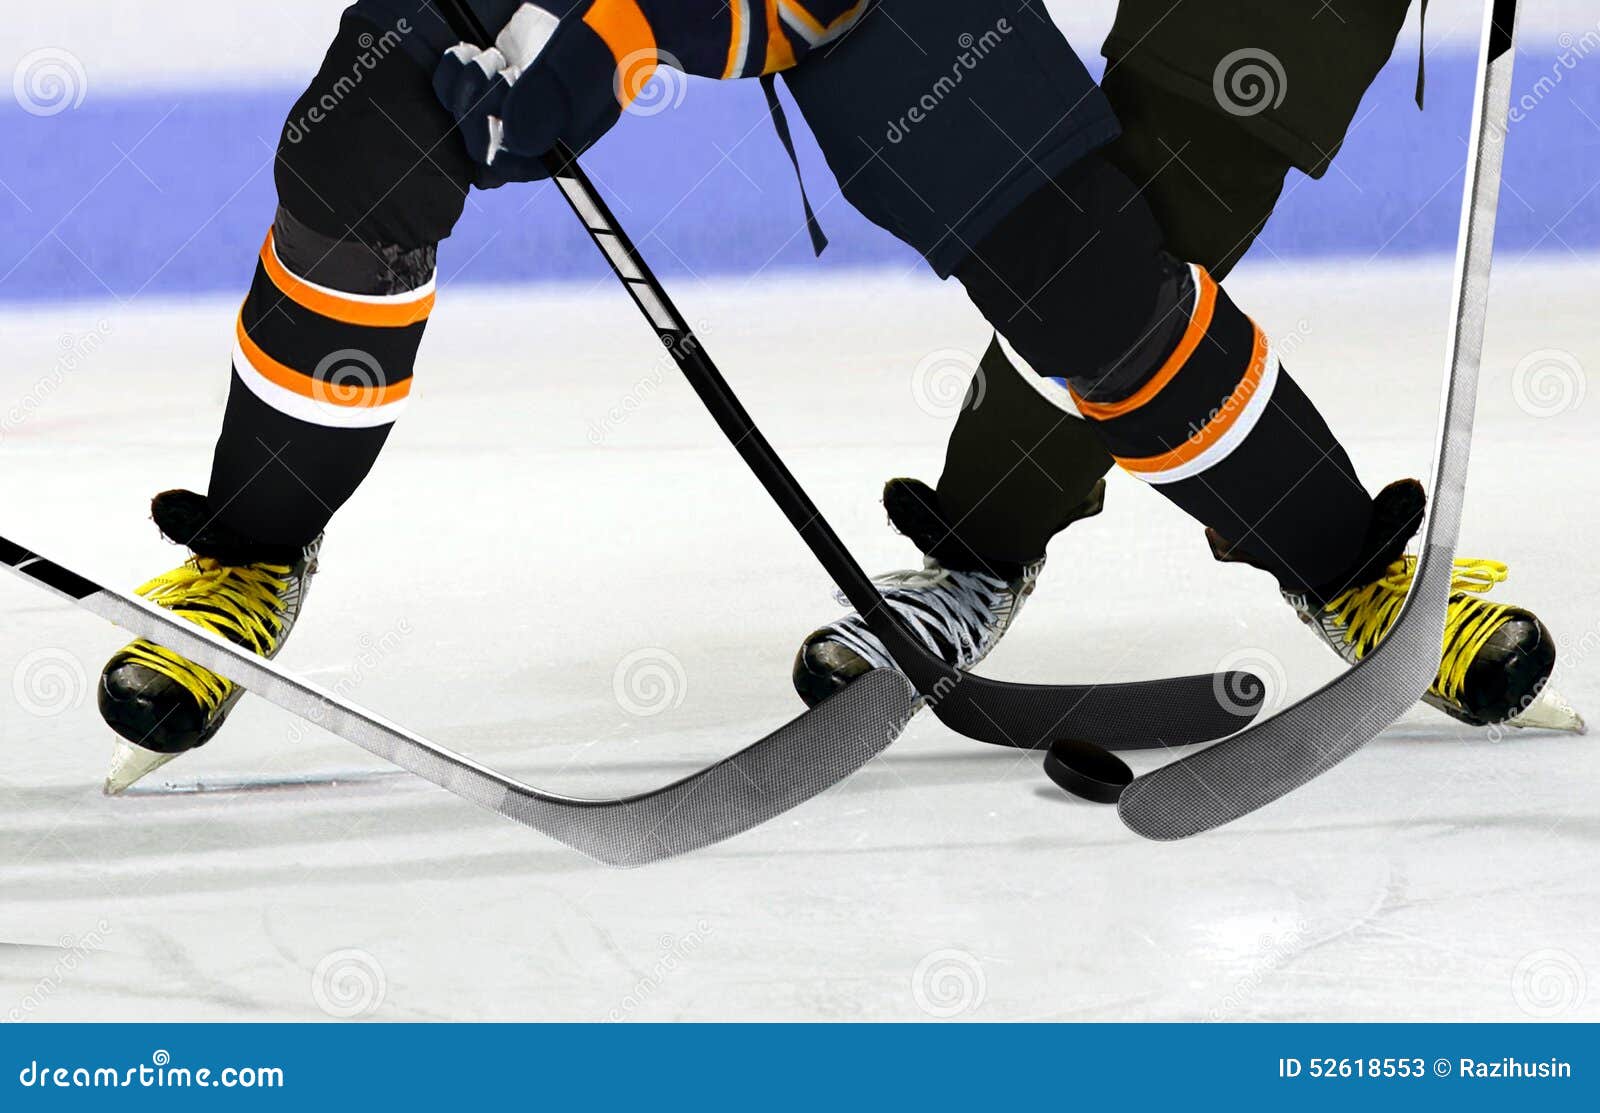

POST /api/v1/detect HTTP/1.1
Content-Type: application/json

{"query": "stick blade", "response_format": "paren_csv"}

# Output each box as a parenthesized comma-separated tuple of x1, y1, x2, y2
(933, 669, 1262, 751)
(508, 669, 920, 867)
(1118, 635, 1438, 840)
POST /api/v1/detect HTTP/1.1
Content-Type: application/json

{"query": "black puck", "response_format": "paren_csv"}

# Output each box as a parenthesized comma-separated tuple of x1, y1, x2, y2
(1043, 738, 1133, 805)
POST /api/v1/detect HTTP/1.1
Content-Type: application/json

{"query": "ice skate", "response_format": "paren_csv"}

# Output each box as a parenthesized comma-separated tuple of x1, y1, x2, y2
(1214, 479, 1583, 734)
(99, 490, 321, 794)
(793, 478, 1103, 707)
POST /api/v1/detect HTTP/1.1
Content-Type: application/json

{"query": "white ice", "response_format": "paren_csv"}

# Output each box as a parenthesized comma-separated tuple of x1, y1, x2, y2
(0, 256, 1596, 1022)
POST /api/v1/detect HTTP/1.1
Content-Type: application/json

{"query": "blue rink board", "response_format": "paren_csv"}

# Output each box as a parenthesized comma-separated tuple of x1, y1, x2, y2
(0, 47, 1596, 304)
(4, 1023, 1600, 1110)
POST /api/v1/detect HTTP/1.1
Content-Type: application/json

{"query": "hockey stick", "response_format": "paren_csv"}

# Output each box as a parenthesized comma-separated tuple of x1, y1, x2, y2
(434, 0, 1261, 751)
(0, 536, 917, 867)
(1115, 0, 1521, 838)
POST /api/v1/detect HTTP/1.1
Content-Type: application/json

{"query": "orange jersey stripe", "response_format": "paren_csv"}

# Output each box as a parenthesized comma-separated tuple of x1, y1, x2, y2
(1072, 266, 1218, 422)
(723, 0, 746, 79)
(235, 313, 412, 409)
(1115, 323, 1270, 476)
(764, 1, 798, 72)
(259, 233, 434, 329)
(584, 0, 658, 107)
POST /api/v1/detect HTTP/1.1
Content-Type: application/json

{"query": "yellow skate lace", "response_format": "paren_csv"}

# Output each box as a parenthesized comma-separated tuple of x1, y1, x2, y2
(1326, 556, 1514, 703)
(119, 558, 292, 713)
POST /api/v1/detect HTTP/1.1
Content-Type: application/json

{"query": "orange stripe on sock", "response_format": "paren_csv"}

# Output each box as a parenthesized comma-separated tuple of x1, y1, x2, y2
(584, 0, 658, 107)
(259, 232, 433, 328)
(1115, 322, 1269, 476)
(1072, 266, 1218, 422)
(235, 313, 411, 409)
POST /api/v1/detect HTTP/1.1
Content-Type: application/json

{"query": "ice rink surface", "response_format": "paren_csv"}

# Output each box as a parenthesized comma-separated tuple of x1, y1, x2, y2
(0, 256, 1596, 1021)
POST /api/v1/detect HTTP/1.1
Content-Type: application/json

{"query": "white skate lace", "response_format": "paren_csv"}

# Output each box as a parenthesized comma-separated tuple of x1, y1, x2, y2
(821, 559, 1035, 673)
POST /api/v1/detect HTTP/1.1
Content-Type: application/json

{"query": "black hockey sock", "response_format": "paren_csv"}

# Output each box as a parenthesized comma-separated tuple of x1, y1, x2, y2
(1072, 269, 1372, 593)
(209, 208, 434, 548)
(931, 337, 1113, 567)
(1210, 478, 1425, 608)
(932, 71, 1300, 569)
(956, 156, 1374, 596)
(206, 15, 472, 549)
(1099, 67, 1292, 280)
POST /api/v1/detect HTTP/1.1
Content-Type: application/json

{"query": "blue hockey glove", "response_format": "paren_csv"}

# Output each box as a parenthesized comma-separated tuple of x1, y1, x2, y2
(433, 3, 636, 186)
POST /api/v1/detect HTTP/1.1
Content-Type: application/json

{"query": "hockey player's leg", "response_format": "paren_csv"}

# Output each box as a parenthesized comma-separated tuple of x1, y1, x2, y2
(959, 155, 1374, 597)
(952, 154, 1569, 732)
(886, 54, 1308, 602)
(782, 0, 1122, 703)
(101, 10, 475, 790)
(924, 0, 1416, 563)
(793, 74, 1305, 704)
(790, 3, 1573, 730)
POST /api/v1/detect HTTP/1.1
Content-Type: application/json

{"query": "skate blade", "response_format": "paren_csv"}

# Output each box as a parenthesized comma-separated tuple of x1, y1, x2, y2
(1506, 682, 1586, 735)
(104, 739, 181, 796)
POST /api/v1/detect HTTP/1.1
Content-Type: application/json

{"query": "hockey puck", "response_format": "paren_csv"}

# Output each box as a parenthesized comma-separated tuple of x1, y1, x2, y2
(1043, 738, 1133, 805)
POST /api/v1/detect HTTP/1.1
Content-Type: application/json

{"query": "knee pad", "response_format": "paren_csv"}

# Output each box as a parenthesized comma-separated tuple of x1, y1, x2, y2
(275, 14, 473, 253)
(955, 154, 1192, 401)
(956, 154, 1371, 593)
(1099, 68, 1291, 280)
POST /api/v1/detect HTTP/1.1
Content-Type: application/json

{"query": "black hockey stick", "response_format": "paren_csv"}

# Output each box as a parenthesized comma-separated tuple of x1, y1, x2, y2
(434, 0, 1261, 751)
(1113, 0, 1521, 838)
(0, 537, 917, 866)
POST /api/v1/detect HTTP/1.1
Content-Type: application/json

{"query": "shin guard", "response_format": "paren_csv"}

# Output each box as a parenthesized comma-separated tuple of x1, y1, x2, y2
(211, 210, 435, 547)
(1072, 266, 1372, 594)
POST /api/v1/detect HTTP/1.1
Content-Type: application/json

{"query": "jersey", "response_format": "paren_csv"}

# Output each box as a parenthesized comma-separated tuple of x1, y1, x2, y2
(580, 0, 873, 83)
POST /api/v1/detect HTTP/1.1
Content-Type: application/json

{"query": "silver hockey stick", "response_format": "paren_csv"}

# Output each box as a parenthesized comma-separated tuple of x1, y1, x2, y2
(0, 536, 917, 866)
(1119, 0, 1522, 839)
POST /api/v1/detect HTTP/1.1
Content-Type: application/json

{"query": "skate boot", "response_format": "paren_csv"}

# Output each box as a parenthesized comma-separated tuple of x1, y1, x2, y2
(793, 477, 1104, 707)
(1212, 479, 1583, 733)
(99, 490, 321, 793)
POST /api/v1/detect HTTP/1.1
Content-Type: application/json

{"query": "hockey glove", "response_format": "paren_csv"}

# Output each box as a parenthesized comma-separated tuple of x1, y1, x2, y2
(433, 3, 645, 186)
